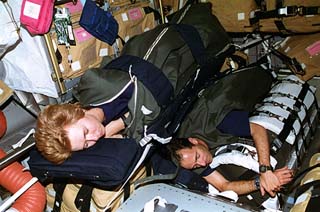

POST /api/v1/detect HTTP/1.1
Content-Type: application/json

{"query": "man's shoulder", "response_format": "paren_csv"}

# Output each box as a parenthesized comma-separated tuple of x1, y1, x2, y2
(193, 165, 216, 177)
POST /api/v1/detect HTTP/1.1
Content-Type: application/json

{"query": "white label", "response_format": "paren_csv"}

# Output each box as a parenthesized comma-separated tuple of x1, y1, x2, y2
(59, 64, 65, 72)
(141, 105, 152, 115)
(23, 1, 41, 19)
(237, 12, 245, 21)
(0, 88, 3, 95)
(67, 25, 75, 41)
(121, 13, 129, 22)
(295, 193, 309, 204)
(246, 194, 253, 200)
(71, 61, 81, 71)
(99, 48, 108, 57)
(284, 46, 291, 53)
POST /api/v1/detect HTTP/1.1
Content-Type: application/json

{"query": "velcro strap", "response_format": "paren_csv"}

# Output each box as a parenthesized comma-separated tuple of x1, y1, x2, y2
(53, 183, 67, 212)
(105, 55, 174, 107)
(300, 6, 320, 16)
(215, 145, 250, 156)
(75, 185, 93, 212)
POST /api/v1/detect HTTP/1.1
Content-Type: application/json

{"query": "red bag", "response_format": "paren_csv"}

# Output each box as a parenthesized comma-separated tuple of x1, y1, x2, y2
(20, 0, 55, 35)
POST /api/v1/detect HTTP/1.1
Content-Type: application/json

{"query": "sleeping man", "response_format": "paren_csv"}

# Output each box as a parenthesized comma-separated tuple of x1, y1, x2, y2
(168, 133, 293, 197)
(165, 66, 294, 206)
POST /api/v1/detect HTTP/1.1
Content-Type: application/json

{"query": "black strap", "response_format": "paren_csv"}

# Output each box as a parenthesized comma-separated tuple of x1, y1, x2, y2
(171, 24, 207, 67)
(255, 0, 267, 11)
(145, 22, 233, 138)
(246, 55, 277, 80)
(105, 54, 174, 107)
(270, 48, 305, 76)
(274, 20, 294, 35)
(306, 187, 320, 211)
(294, 180, 320, 200)
(251, 5, 320, 35)
(251, 109, 300, 163)
(254, 5, 320, 20)
(278, 83, 310, 142)
(52, 183, 67, 212)
(134, 166, 180, 189)
(117, 35, 125, 46)
(74, 184, 94, 212)
(54, 0, 77, 6)
(268, 92, 308, 114)
(276, 0, 283, 9)
(145, 64, 226, 139)
(286, 163, 320, 195)
(262, 100, 311, 137)
(251, 109, 285, 122)
(215, 145, 251, 156)
(123, 182, 131, 201)
(105, 23, 210, 108)
(302, 6, 320, 16)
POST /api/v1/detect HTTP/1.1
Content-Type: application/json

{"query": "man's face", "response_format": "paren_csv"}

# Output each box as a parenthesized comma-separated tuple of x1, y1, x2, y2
(176, 138, 213, 169)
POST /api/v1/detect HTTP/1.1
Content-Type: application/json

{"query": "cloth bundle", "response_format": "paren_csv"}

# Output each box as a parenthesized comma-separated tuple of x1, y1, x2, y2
(79, 0, 119, 45)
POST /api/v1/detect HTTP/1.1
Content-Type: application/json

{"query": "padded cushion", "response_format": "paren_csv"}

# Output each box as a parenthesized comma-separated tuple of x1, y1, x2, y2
(28, 138, 141, 188)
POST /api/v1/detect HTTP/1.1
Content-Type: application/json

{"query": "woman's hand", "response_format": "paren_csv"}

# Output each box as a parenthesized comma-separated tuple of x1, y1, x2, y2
(104, 118, 125, 138)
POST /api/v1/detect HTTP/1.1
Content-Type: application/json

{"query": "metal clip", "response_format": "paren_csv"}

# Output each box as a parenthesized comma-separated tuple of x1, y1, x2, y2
(278, 6, 298, 16)
(297, 6, 305, 16)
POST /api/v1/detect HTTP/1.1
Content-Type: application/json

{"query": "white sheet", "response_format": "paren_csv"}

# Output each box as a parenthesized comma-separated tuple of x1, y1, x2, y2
(0, 1, 20, 58)
(1, 0, 58, 98)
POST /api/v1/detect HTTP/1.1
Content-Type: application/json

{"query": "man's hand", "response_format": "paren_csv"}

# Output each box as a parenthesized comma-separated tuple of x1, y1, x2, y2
(274, 166, 294, 186)
(260, 166, 294, 196)
(260, 170, 280, 197)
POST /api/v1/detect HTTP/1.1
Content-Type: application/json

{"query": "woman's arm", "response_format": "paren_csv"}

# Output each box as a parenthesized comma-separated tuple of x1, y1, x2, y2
(104, 118, 125, 138)
(104, 112, 129, 138)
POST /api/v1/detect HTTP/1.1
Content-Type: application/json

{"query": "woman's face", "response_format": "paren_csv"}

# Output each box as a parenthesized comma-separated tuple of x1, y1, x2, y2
(64, 113, 105, 151)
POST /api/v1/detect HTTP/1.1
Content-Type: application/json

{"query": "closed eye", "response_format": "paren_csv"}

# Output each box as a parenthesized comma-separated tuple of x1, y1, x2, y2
(83, 127, 89, 139)
(83, 141, 89, 149)
(196, 152, 200, 160)
(193, 152, 200, 169)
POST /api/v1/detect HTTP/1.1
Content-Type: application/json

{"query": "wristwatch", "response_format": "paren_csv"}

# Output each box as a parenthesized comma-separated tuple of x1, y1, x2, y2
(259, 165, 273, 173)
(254, 176, 260, 190)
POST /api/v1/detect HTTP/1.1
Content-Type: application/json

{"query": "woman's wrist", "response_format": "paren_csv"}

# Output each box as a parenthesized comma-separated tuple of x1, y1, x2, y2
(120, 114, 127, 127)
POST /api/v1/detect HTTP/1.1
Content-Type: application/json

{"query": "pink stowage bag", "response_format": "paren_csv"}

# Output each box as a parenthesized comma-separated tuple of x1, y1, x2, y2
(20, 0, 55, 35)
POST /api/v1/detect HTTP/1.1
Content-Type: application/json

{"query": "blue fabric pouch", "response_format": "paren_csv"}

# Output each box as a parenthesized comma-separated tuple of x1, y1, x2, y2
(79, 0, 118, 45)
